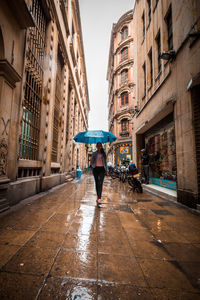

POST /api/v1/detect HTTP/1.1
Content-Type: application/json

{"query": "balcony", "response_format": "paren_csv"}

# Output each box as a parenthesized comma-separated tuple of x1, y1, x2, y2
(119, 79, 129, 88)
(8, 0, 35, 29)
(120, 131, 130, 137)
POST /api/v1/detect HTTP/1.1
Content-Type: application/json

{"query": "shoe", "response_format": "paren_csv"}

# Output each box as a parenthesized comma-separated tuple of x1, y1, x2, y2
(97, 198, 102, 204)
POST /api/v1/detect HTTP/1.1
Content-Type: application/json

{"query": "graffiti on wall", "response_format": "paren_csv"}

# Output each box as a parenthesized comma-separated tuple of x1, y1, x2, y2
(0, 138, 8, 176)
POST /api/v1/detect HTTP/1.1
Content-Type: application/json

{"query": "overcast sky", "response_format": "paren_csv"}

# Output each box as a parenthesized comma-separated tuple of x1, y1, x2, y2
(79, 0, 134, 131)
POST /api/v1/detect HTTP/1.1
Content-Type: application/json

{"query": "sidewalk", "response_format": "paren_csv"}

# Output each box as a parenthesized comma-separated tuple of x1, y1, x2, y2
(142, 183, 177, 202)
(0, 174, 200, 299)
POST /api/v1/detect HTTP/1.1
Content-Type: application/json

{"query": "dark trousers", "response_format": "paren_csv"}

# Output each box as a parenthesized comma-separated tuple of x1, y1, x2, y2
(93, 167, 105, 199)
(142, 165, 149, 184)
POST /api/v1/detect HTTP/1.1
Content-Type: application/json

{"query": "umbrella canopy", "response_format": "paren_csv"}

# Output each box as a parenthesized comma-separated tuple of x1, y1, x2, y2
(73, 130, 117, 144)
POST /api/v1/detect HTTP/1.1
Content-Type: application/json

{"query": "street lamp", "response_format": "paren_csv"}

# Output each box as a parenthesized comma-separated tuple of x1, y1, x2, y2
(160, 50, 176, 61)
(134, 105, 139, 113)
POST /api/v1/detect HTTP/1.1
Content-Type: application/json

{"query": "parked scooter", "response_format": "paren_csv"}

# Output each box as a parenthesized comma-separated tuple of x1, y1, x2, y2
(127, 164, 143, 193)
(119, 165, 128, 183)
(109, 165, 121, 179)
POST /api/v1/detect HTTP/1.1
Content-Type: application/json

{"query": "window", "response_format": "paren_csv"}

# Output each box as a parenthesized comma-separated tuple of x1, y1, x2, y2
(20, 0, 47, 160)
(121, 26, 128, 41)
(121, 119, 129, 132)
(121, 92, 129, 105)
(142, 12, 145, 40)
(148, 49, 153, 87)
(156, 31, 161, 74)
(147, 0, 151, 25)
(121, 47, 128, 62)
(165, 6, 173, 50)
(121, 69, 128, 84)
(143, 62, 146, 96)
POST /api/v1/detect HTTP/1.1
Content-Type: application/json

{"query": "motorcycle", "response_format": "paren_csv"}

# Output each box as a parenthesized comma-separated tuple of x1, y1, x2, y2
(119, 165, 128, 183)
(127, 168, 143, 193)
(109, 166, 121, 179)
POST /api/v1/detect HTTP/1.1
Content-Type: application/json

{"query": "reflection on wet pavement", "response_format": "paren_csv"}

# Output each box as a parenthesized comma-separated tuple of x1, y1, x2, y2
(0, 174, 200, 299)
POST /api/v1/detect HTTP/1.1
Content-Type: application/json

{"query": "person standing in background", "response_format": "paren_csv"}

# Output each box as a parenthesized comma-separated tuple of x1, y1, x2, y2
(141, 149, 150, 184)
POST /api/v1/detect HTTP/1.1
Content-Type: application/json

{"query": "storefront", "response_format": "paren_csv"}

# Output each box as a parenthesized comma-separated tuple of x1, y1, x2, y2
(145, 113, 177, 190)
(114, 143, 132, 166)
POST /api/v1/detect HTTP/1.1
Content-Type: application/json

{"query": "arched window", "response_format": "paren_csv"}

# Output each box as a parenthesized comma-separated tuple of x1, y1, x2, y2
(121, 26, 128, 41)
(121, 118, 129, 132)
(121, 69, 128, 84)
(121, 47, 128, 62)
(121, 92, 129, 105)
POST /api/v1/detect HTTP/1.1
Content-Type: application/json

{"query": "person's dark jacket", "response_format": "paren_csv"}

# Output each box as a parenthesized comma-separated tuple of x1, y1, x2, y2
(142, 153, 149, 165)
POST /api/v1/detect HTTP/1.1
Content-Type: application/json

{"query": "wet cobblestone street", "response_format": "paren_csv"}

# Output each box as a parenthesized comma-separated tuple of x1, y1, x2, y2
(0, 174, 200, 299)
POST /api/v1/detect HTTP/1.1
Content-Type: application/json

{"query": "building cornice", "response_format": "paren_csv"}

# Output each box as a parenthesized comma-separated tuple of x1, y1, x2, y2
(7, 0, 35, 29)
(114, 58, 134, 75)
(114, 10, 133, 32)
(111, 107, 135, 122)
(0, 59, 21, 88)
(115, 38, 134, 54)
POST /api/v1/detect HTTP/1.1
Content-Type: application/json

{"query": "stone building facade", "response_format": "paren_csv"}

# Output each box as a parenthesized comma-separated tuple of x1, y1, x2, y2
(107, 10, 135, 166)
(131, 0, 200, 208)
(107, 0, 200, 209)
(0, 0, 89, 212)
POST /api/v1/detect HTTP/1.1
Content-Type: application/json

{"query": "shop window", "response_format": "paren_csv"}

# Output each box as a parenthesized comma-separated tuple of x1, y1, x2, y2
(121, 47, 128, 62)
(121, 26, 128, 41)
(145, 114, 176, 188)
(121, 92, 129, 105)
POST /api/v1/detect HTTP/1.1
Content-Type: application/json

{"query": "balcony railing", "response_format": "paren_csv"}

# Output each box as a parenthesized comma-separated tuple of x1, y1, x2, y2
(120, 131, 129, 137)
(119, 79, 129, 88)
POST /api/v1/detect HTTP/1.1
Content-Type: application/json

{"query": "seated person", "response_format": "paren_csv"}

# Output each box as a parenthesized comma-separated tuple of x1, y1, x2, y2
(128, 161, 137, 175)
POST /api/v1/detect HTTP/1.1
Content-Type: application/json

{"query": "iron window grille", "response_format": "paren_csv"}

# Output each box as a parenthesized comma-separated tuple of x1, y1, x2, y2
(20, 0, 47, 160)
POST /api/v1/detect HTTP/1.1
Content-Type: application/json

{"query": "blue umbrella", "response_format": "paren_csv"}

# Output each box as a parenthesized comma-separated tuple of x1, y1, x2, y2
(73, 130, 117, 144)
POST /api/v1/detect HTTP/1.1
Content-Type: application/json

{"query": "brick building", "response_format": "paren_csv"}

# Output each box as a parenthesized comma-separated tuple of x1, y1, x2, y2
(107, 10, 136, 166)
(108, 0, 200, 209)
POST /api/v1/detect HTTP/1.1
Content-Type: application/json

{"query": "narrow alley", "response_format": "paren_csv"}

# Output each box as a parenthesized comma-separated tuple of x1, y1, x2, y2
(0, 174, 200, 299)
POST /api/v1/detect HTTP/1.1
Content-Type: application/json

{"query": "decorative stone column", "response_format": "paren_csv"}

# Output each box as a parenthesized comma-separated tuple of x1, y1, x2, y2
(67, 89, 75, 171)
(0, 59, 21, 211)
(42, 21, 58, 176)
